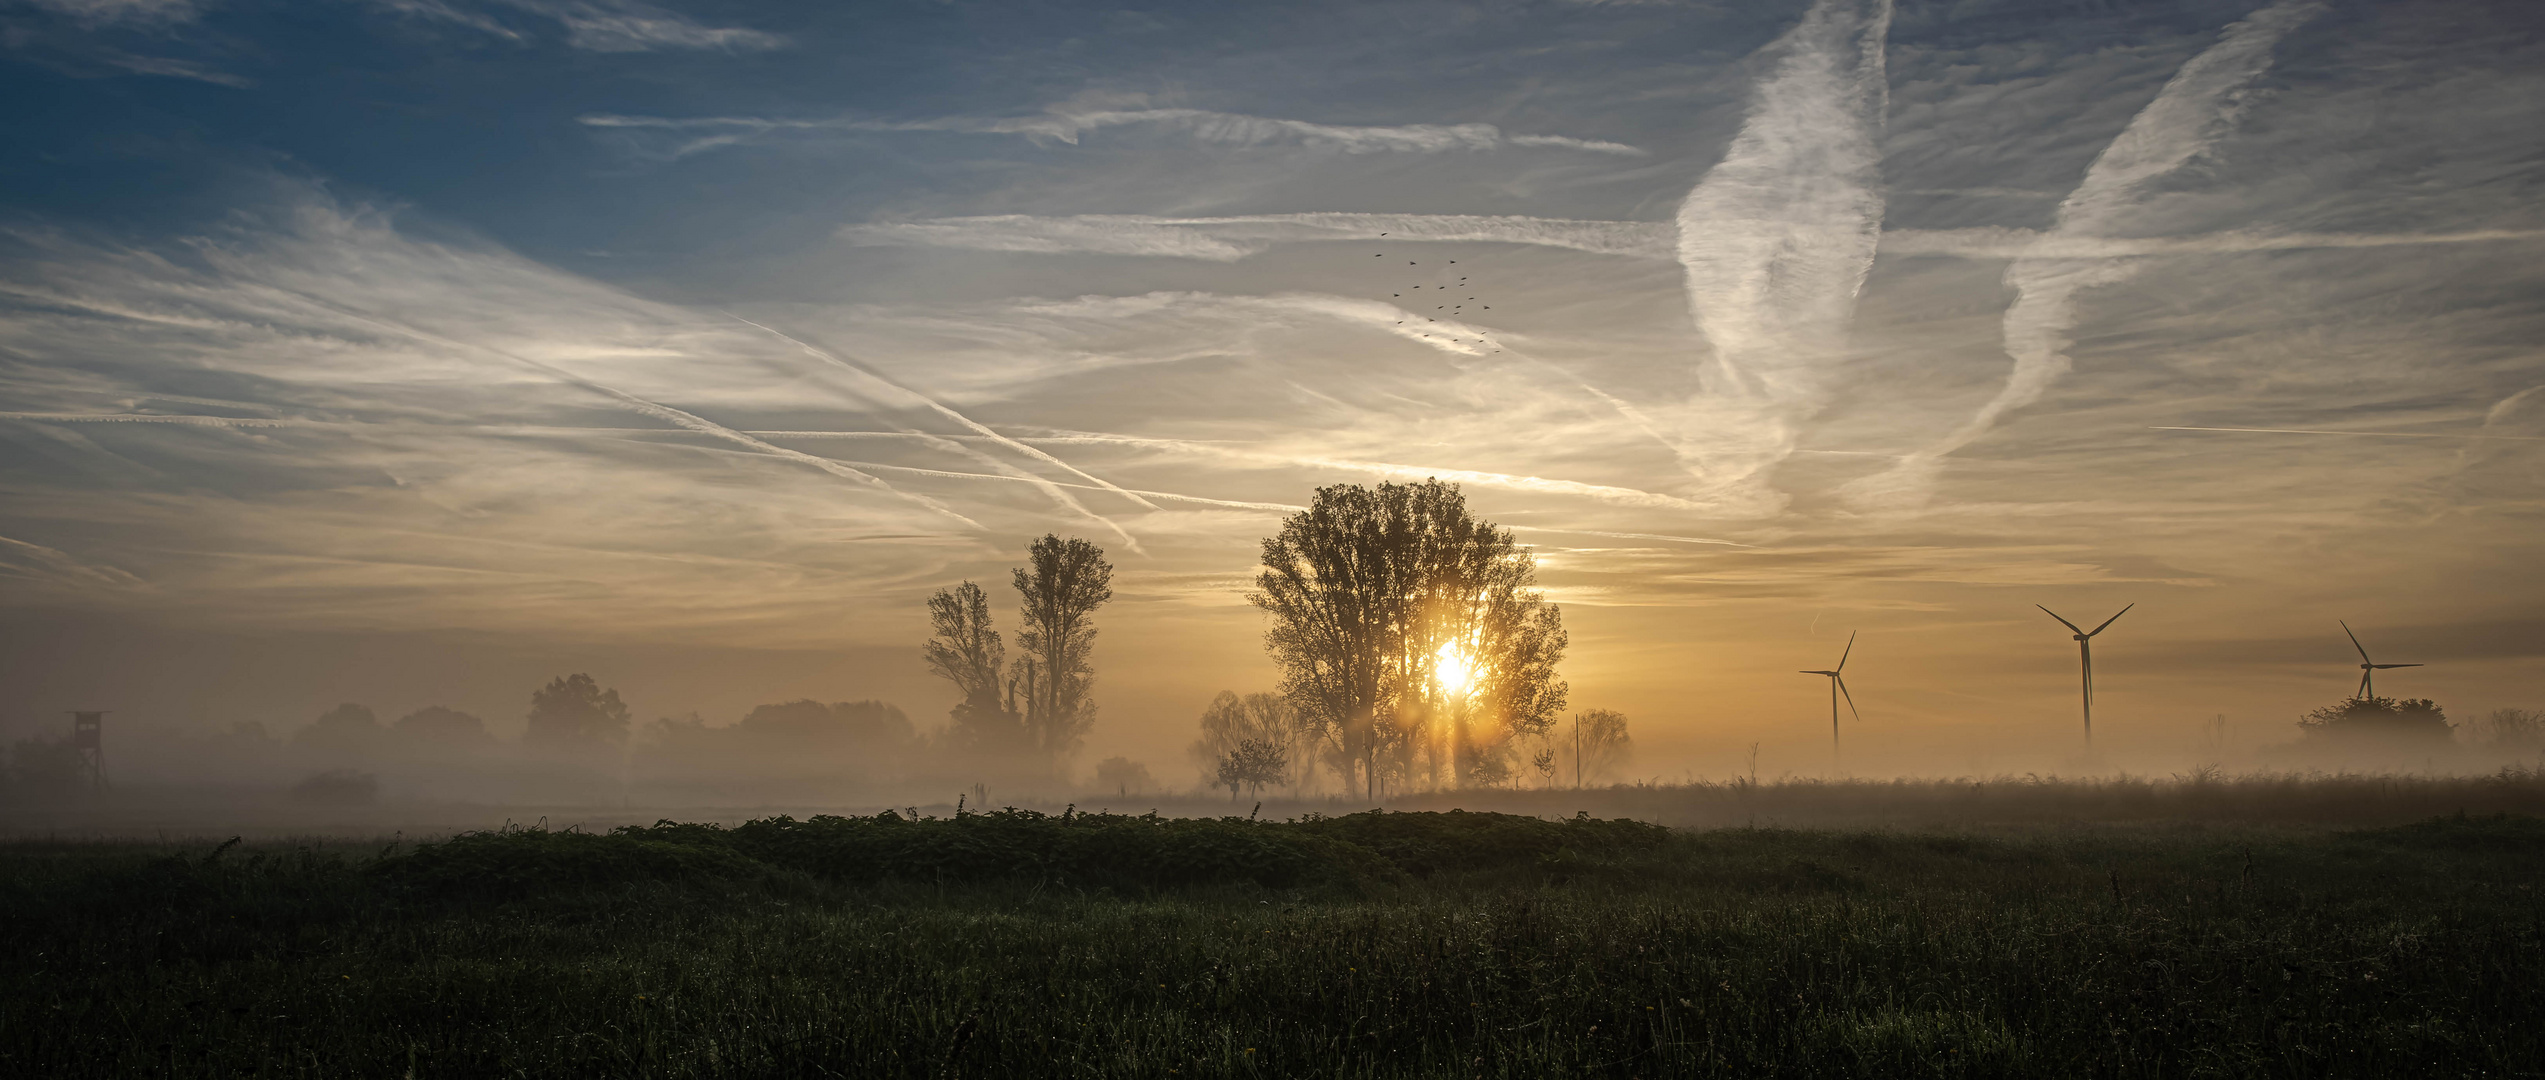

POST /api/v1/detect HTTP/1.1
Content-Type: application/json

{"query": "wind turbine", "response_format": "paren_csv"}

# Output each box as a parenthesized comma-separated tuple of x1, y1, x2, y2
(1799, 631, 1860, 761)
(2340, 621, 2422, 699)
(2038, 604, 2132, 745)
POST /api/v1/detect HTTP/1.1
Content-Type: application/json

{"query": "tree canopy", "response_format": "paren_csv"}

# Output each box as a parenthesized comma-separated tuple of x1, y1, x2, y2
(1250, 480, 1566, 798)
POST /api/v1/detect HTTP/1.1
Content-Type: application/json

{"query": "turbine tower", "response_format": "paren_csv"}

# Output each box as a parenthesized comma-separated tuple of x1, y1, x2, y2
(1799, 632, 1860, 762)
(2341, 621, 2422, 699)
(2037, 604, 2131, 745)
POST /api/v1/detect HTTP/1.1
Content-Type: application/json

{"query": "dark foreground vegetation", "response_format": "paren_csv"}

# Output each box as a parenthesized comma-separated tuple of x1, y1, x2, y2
(5, 810, 2543, 1078)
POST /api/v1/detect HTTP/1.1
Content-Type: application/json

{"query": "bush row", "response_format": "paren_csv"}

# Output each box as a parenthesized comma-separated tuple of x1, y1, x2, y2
(366, 808, 1671, 901)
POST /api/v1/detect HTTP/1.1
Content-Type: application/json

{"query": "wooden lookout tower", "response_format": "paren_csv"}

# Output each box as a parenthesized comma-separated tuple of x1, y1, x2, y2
(70, 710, 106, 790)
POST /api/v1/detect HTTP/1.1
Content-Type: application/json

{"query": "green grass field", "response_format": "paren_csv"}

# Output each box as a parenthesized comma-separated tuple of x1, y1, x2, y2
(5, 809, 2542, 1078)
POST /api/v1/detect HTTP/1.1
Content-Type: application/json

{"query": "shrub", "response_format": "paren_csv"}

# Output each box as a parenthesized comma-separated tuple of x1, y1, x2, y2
(2298, 696, 2451, 741)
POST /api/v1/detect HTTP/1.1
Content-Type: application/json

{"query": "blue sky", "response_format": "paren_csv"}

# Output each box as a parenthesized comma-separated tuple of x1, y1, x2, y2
(2, 0, 2540, 775)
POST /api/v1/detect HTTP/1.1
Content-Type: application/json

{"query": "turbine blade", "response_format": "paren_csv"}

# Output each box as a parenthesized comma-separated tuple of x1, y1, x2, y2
(2082, 641, 2094, 705)
(2342, 621, 2372, 664)
(2037, 605, 2084, 634)
(1836, 676, 1860, 722)
(2086, 602, 2134, 637)
(1837, 630, 1856, 672)
(2377, 663, 2424, 669)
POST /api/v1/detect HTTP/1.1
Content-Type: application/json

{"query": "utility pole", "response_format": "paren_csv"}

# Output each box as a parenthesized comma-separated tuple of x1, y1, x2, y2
(1572, 712, 1581, 790)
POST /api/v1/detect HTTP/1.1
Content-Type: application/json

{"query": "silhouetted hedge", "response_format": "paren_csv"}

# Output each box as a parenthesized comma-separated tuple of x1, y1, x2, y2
(367, 809, 1679, 902)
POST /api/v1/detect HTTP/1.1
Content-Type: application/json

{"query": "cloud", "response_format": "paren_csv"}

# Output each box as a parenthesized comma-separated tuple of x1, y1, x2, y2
(19, 0, 201, 27)
(579, 106, 1644, 159)
(366, 0, 780, 51)
(836, 213, 1678, 261)
(520, 0, 783, 52)
(1667, 0, 1894, 514)
(1846, 0, 2327, 510)
(92, 48, 252, 85)
(0, 532, 146, 592)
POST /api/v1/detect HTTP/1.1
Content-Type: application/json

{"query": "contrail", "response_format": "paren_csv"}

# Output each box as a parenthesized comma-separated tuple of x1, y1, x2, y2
(1850, 0, 2326, 508)
(0, 533, 145, 589)
(770, 456, 1303, 512)
(1015, 429, 1713, 510)
(1509, 527, 1754, 548)
(728, 316, 1148, 551)
(2152, 425, 2545, 441)
(838, 213, 1677, 261)
(0, 412, 320, 428)
(247, 290, 986, 529)
(1670, 0, 1894, 514)
(731, 316, 1163, 513)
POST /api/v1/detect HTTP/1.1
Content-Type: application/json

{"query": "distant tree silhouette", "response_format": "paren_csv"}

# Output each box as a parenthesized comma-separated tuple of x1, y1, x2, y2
(1189, 691, 1307, 793)
(1214, 738, 1287, 801)
(1012, 535, 1113, 761)
(2298, 696, 2451, 742)
(925, 580, 1029, 754)
(1093, 755, 1154, 796)
(2474, 707, 2541, 751)
(296, 703, 383, 758)
(1250, 480, 1566, 799)
(525, 674, 630, 752)
(1567, 709, 1634, 786)
(391, 706, 493, 755)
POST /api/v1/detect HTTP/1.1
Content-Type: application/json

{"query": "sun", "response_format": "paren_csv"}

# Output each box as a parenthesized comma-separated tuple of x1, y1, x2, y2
(1433, 640, 1479, 699)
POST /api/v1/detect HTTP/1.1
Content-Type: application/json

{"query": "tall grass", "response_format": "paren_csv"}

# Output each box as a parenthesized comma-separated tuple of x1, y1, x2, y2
(3, 810, 2540, 1077)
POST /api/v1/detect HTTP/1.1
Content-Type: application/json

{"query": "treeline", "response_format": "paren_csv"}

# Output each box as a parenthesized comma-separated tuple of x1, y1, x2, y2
(0, 674, 939, 806)
(2, 482, 1666, 806)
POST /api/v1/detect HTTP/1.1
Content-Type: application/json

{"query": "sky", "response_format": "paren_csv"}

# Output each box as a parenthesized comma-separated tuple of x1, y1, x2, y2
(0, 0, 2540, 782)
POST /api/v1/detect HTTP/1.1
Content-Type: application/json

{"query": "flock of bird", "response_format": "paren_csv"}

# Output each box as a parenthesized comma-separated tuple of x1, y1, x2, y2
(1805, 612, 2431, 760)
(1370, 234, 1500, 352)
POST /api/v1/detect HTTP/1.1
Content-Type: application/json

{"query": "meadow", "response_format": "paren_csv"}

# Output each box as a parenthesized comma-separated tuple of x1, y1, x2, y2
(5, 799, 2543, 1079)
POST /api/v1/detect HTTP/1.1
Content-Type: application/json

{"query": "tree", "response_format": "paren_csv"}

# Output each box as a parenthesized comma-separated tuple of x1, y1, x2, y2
(2297, 696, 2451, 742)
(924, 581, 1028, 753)
(525, 674, 630, 751)
(1565, 708, 1634, 787)
(1093, 756, 1155, 796)
(1215, 738, 1288, 801)
(391, 706, 493, 756)
(296, 703, 383, 759)
(1249, 480, 1566, 799)
(1189, 691, 1306, 792)
(1012, 534, 1114, 760)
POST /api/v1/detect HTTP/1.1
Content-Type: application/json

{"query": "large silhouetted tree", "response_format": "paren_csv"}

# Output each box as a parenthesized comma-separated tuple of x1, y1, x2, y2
(1250, 480, 1566, 799)
(1012, 534, 1113, 760)
(924, 580, 1027, 753)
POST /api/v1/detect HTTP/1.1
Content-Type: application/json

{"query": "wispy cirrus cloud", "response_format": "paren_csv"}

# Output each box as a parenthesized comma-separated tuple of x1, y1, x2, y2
(579, 105, 1645, 159)
(1666, 0, 1893, 516)
(371, 0, 782, 51)
(1845, 0, 2327, 509)
(837, 213, 1676, 261)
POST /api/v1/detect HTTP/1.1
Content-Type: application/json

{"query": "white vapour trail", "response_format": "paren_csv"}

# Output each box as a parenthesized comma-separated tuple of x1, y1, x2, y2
(839, 213, 1676, 261)
(1880, 226, 2545, 259)
(1851, 0, 2326, 508)
(0, 533, 146, 590)
(728, 316, 1151, 550)
(582, 109, 1645, 159)
(1668, 0, 1893, 515)
(263, 294, 988, 530)
(1018, 429, 1711, 511)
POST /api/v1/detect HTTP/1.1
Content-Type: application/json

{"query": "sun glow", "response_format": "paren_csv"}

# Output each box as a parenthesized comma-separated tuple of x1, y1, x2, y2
(1433, 640, 1479, 699)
